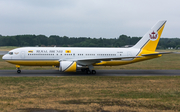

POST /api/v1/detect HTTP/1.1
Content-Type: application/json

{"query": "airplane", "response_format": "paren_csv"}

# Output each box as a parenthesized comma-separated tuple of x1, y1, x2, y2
(2, 20, 170, 74)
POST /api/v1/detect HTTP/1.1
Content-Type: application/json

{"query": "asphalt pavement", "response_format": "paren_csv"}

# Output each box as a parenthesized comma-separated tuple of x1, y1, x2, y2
(0, 51, 8, 55)
(0, 69, 180, 77)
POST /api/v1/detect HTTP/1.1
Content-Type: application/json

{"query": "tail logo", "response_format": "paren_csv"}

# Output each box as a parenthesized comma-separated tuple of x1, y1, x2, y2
(149, 31, 158, 41)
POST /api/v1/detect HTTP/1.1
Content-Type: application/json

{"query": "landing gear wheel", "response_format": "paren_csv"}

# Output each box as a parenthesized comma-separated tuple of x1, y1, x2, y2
(81, 68, 85, 72)
(86, 70, 91, 74)
(17, 69, 21, 73)
(92, 70, 96, 74)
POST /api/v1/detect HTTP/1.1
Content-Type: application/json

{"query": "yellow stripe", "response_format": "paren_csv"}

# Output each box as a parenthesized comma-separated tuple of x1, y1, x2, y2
(6, 60, 59, 66)
(64, 62, 76, 72)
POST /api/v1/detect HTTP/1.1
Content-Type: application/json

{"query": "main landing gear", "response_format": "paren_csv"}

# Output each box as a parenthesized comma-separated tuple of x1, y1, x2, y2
(81, 68, 96, 74)
(16, 65, 21, 74)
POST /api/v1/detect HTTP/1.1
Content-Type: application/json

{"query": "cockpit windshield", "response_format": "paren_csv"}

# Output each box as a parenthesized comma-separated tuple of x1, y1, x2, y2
(8, 52, 13, 55)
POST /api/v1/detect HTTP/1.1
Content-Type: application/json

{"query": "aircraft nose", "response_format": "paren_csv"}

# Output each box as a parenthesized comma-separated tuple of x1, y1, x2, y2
(2, 55, 7, 60)
(2, 55, 5, 60)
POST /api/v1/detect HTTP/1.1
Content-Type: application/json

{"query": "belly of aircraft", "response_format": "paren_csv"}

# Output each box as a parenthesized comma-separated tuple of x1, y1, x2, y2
(6, 60, 60, 66)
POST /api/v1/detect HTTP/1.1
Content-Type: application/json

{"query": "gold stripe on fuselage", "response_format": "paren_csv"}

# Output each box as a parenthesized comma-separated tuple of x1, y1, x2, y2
(6, 60, 59, 66)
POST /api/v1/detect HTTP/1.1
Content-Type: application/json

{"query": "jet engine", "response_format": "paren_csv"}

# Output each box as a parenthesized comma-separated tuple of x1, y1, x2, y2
(59, 61, 77, 72)
(59, 61, 96, 74)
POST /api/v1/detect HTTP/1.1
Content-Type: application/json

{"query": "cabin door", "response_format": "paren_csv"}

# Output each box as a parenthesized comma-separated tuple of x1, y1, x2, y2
(21, 51, 25, 59)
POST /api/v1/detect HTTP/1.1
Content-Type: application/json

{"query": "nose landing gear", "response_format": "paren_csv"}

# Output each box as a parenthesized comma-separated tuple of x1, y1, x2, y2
(16, 65, 21, 73)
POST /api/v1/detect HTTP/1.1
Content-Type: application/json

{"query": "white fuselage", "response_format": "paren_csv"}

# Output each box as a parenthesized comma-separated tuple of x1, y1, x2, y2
(4, 47, 140, 61)
(2, 47, 142, 67)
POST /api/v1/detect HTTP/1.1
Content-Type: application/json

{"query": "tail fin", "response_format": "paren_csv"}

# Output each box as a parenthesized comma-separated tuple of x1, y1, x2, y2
(133, 20, 167, 52)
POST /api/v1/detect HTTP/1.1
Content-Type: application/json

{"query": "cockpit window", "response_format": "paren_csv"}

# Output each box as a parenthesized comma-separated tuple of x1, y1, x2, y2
(8, 52, 13, 55)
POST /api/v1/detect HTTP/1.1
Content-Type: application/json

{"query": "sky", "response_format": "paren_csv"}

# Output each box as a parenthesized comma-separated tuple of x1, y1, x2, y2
(0, 0, 179, 38)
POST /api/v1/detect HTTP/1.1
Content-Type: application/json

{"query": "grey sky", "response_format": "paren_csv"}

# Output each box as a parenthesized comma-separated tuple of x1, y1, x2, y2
(0, 0, 179, 38)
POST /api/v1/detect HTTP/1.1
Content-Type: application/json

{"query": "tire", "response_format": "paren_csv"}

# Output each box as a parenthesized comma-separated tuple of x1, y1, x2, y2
(92, 70, 96, 74)
(81, 69, 85, 72)
(17, 70, 21, 73)
(86, 70, 91, 74)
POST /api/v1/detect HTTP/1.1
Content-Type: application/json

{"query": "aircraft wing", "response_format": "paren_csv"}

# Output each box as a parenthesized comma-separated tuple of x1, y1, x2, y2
(59, 56, 142, 65)
(59, 52, 176, 65)
(77, 56, 142, 61)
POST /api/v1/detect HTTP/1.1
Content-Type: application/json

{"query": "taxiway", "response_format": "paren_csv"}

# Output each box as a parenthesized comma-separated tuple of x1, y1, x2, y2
(0, 51, 8, 55)
(0, 70, 180, 77)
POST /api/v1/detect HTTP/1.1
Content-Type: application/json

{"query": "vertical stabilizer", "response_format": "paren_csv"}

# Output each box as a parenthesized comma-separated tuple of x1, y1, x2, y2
(133, 20, 167, 52)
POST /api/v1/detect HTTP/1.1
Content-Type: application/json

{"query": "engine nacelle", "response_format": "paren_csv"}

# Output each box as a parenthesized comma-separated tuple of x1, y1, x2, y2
(59, 61, 77, 72)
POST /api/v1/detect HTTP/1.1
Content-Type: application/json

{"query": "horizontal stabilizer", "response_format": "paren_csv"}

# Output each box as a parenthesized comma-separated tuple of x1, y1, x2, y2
(141, 52, 174, 56)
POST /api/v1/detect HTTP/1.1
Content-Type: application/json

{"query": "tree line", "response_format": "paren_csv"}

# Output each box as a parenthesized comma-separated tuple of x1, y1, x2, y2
(0, 34, 179, 49)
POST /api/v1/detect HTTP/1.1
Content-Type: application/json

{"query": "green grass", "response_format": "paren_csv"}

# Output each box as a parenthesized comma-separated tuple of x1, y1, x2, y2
(0, 76, 180, 111)
(0, 46, 18, 51)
